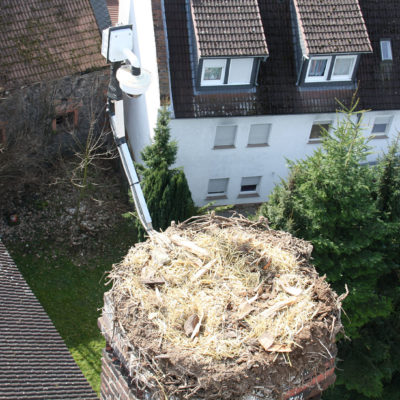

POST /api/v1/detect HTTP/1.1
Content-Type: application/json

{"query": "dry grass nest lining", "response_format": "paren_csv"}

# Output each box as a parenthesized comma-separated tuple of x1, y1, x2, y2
(108, 214, 343, 365)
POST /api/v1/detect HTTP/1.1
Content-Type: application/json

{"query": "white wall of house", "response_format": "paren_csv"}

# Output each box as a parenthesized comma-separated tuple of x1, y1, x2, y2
(116, 1, 400, 213)
(121, 0, 161, 163)
(169, 110, 400, 206)
(117, 0, 399, 206)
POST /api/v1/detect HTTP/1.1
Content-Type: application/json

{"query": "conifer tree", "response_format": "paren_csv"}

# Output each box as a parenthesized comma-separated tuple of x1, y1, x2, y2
(135, 108, 195, 240)
(259, 102, 398, 398)
(366, 135, 400, 400)
(377, 134, 400, 220)
(324, 137, 400, 400)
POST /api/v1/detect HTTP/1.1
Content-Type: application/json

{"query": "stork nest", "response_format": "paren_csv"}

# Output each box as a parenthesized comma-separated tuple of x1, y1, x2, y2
(106, 214, 345, 399)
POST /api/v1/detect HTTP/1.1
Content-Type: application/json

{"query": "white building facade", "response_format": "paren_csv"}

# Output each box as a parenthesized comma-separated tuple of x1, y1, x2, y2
(170, 111, 400, 205)
(119, 0, 400, 206)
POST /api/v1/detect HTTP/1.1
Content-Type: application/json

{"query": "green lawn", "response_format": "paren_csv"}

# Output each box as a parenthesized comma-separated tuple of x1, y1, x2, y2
(6, 221, 137, 396)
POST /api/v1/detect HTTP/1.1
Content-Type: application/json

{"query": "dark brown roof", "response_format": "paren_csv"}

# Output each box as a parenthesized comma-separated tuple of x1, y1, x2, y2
(0, 241, 98, 400)
(0, 0, 107, 92)
(106, 0, 119, 26)
(293, 0, 372, 55)
(190, 0, 268, 57)
(164, 0, 400, 118)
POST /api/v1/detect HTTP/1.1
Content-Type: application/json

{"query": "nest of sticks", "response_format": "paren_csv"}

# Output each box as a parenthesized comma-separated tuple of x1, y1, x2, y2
(107, 214, 345, 399)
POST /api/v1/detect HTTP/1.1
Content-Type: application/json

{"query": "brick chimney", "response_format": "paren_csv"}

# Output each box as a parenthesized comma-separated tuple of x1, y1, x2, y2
(150, 0, 171, 106)
(98, 293, 141, 400)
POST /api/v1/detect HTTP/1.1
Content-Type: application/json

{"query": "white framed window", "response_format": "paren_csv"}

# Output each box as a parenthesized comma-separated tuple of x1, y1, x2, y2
(228, 58, 254, 85)
(380, 39, 393, 61)
(309, 121, 332, 142)
(305, 55, 358, 83)
(371, 116, 392, 138)
(214, 125, 237, 148)
(239, 176, 261, 196)
(248, 123, 271, 146)
(331, 55, 357, 81)
(201, 59, 227, 86)
(207, 178, 229, 197)
(305, 56, 331, 82)
(200, 58, 254, 87)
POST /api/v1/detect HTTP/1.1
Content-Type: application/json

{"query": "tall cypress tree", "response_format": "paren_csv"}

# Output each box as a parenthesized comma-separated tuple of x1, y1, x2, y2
(259, 104, 398, 398)
(135, 108, 196, 240)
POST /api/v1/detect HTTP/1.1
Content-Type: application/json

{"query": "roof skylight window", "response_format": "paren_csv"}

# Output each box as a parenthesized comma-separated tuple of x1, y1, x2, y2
(380, 39, 393, 61)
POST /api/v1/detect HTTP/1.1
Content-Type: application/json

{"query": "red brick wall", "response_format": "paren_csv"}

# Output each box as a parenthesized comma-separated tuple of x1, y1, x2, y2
(151, 0, 171, 105)
(100, 346, 140, 400)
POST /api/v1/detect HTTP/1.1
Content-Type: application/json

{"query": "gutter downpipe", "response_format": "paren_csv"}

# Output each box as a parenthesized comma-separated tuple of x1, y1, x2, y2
(107, 62, 154, 235)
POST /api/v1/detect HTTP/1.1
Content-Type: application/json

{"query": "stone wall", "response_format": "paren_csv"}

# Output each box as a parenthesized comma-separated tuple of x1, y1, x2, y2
(0, 69, 110, 199)
(0, 69, 109, 153)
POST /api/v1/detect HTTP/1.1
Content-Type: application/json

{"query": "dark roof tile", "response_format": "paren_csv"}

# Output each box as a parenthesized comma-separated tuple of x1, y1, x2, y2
(190, 0, 268, 57)
(293, 0, 372, 54)
(164, 0, 400, 118)
(89, 0, 111, 32)
(0, 241, 98, 400)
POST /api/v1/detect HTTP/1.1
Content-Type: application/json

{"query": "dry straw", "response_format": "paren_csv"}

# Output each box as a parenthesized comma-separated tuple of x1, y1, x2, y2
(108, 214, 337, 362)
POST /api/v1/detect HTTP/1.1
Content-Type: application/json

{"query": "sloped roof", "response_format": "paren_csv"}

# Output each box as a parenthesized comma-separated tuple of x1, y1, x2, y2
(190, 0, 268, 57)
(0, 0, 107, 92)
(164, 0, 400, 118)
(106, 0, 119, 26)
(292, 0, 372, 55)
(89, 0, 112, 32)
(0, 241, 97, 400)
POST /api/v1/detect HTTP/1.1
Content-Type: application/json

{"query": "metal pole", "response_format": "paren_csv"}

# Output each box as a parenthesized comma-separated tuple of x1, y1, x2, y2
(106, 62, 153, 234)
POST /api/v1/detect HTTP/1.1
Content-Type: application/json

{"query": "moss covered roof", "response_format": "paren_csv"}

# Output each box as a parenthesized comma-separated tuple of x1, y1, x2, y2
(0, 0, 107, 91)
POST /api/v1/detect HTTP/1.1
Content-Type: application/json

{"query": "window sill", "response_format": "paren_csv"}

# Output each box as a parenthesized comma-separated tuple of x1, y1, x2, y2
(370, 134, 389, 140)
(213, 145, 235, 150)
(328, 77, 353, 82)
(194, 86, 256, 95)
(247, 143, 269, 148)
(307, 139, 323, 144)
(298, 81, 356, 91)
(237, 193, 260, 199)
(206, 195, 227, 200)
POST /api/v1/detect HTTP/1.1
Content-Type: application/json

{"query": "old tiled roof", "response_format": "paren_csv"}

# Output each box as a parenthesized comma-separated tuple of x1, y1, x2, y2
(190, 0, 268, 57)
(0, 0, 107, 92)
(0, 241, 98, 400)
(106, 0, 119, 26)
(293, 0, 372, 55)
(164, 0, 400, 118)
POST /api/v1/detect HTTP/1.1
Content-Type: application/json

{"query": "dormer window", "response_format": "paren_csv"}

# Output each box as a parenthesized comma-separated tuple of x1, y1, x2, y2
(304, 55, 358, 83)
(291, 0, 372, 86)
(189, 0, 268, 92)
(200, 58, 255, 87)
